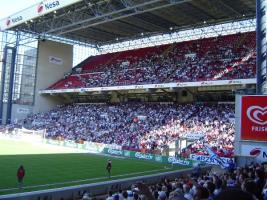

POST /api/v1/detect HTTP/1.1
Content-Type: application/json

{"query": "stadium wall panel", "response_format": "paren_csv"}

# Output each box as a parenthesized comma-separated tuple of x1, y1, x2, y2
(33, 40, 73, 113)
(11, 104, 33, 122)
(178, 89, 194, 103)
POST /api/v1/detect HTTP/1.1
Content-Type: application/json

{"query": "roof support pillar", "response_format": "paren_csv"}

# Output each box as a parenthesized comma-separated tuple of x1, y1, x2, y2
(256, 0, 267, 94)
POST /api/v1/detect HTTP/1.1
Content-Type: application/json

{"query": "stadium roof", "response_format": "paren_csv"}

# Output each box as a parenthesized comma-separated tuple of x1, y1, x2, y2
(0, 0, 256, 45)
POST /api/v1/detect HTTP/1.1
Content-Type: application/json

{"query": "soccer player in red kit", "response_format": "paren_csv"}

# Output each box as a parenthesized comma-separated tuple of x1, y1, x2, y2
(17, 165, 25, 189)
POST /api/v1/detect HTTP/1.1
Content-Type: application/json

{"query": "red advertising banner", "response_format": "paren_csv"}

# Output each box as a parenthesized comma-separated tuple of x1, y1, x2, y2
(241, 96, 267, 141)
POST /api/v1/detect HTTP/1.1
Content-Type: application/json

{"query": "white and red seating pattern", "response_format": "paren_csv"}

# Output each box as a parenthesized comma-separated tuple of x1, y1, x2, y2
(48, 32, 256, 90)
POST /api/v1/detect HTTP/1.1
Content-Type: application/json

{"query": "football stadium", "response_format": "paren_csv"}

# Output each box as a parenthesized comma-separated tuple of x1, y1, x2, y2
(0, 0, 266, 199)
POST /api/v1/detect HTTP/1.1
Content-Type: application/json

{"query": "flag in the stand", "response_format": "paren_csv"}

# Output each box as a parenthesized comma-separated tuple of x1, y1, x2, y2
(204, 144, 228, 168)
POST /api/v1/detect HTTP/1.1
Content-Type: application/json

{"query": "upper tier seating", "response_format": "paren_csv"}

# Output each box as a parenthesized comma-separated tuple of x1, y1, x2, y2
(48, 32, 256, 90)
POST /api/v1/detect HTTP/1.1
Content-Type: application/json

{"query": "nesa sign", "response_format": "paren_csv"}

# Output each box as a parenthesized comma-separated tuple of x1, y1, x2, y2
(6, 16, 23, 27)
(37, 1, 60, 14)
(45, 1, 60, 9)
(241, 145, 267, 162)
(241, 96, 267, 141)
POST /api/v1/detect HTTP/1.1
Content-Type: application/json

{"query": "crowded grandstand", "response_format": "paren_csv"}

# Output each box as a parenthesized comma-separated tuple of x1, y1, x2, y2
(49, 32, 256, 90)
(7, 103, 234, 157)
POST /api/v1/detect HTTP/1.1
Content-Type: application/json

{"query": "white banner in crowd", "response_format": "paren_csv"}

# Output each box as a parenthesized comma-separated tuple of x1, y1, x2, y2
(39, 78, 256, 94)
(182, 133, 204, 140)
(190, 154, 232, 166)
(0, 0, 82, 30)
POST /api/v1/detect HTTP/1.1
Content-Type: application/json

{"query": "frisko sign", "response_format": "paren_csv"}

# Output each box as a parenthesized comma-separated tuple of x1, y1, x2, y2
(241, 96, 267, 141)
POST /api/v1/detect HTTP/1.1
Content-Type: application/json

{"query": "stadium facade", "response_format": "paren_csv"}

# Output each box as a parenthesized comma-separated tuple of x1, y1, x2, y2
(0, 0, 266, 199)
(0, 0, 264, 124)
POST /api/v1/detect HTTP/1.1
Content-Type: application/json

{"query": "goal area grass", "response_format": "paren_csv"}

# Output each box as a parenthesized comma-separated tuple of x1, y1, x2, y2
(0, 139, 187, 195)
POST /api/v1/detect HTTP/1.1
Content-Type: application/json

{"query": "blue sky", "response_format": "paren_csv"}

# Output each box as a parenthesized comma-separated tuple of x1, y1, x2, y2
(0, 0, 40, 19)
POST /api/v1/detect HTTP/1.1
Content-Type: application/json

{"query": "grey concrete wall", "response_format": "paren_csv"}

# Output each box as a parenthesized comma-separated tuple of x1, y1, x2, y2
(11, 104, 33, 123)
(234, 94, 242, 155)
(33, 40, 73, 113)
(178, 90, 194, 103)
(1, 103, 7, 124)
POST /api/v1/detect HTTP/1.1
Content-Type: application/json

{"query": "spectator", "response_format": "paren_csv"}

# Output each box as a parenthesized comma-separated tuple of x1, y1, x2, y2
(183, 184, 193, 200)
(242, 179, 259, 200)
(106, 191, 113, 200)
(214, 189, 254, 200)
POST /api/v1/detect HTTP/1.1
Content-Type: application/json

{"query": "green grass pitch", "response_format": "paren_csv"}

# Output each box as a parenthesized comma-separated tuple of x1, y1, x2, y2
(0, 138, 187, 195)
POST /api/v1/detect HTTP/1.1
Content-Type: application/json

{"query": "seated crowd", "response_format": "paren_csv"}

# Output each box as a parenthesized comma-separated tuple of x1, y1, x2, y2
(49, 32, 256, 90)
(18, 103, 235, 157)
(80, 162, 267, 200)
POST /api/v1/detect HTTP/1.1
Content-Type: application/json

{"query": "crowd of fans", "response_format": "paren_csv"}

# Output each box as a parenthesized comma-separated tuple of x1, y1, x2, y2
(19, 103, 235, 157)
(80, 162, 267, 200)
(50, 32, 256, 90)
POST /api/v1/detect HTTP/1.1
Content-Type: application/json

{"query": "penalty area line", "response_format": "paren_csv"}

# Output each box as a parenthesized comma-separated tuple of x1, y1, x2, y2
(0, 167, 172, 192)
